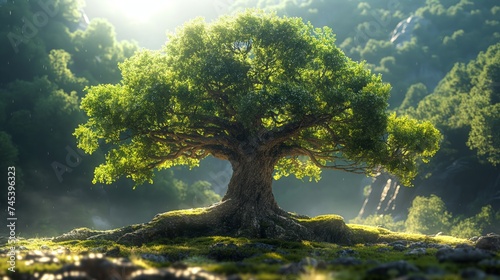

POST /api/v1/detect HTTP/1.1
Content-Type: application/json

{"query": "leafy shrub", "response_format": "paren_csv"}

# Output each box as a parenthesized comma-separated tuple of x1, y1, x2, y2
(405, 195, 452, 235)
(450, 205, 497, 238)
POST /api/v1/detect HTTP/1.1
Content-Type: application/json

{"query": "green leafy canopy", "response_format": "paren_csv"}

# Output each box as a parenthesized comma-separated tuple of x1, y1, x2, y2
(409, 43, 500, 166)
(74, 10, 441, 186)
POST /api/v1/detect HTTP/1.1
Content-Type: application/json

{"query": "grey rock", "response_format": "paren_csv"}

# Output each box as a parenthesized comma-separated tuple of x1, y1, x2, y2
(141, 253, 169, 263)
(424, 266, 447, 276)
(478, 258, 500, 266)
(278, 262, 305, 275)
(366, 260, 420, 278)
(478, 258, 500, 276)
(476, 234, 500, 252)
(428, 243, 451, 250)
(392, 244, 407, 251)
(436, 247, 496, 263)
(389, 240, 408, 247)
(460, 267, 487, 280)
(409, 242, 428, 249)
(330, 257, 362, 266)
(390, 240, 408, 251)
(406, 248, 427, 256)
(243, 242, 275, 251)
(365, 259, 381, 266)
(337, 248, 358, 257)
(456, 243, 475, 250)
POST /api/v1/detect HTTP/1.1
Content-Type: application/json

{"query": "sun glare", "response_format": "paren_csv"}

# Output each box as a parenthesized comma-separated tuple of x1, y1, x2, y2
(109, 0, 174, 23)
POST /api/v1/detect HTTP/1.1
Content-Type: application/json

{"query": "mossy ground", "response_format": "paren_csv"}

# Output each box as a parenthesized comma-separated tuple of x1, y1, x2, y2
(347, 224, 467, 245)
(2, 219, 497, 279)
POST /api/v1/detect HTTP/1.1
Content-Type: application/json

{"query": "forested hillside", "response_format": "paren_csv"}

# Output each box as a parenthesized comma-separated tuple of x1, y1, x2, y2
(0, 0, 220, 236)
(1, 0, 499, 237)
(233, 0, 500, 105)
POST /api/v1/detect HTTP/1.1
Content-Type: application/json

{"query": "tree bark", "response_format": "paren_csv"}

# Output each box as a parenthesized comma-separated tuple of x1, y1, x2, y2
(222, 152, 280, 212)
(209, 150, 302, 239)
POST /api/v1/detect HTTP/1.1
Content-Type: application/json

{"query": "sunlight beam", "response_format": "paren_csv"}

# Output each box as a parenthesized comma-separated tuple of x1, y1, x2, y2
(108, 0, 174, 23)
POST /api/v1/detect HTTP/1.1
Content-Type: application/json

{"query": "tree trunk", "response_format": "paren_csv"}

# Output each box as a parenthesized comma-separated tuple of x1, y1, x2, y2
(211, 151, 301, 239)
(222, 152, 280, 212)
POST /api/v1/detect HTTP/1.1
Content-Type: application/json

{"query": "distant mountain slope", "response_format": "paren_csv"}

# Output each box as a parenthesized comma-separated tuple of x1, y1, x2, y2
(232, 0, 500, 107)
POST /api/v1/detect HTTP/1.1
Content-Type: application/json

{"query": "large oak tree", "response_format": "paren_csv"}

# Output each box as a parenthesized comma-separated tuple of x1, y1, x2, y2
(74, 11, 440, 244)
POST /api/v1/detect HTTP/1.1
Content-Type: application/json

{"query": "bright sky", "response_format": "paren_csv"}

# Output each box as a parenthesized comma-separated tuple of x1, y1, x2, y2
(107, 0, 176, 23)
(85, 0, 230, 49)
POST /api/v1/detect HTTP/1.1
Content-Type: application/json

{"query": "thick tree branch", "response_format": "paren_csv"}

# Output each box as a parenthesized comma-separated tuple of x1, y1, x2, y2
(264, 114, 330, 146)
(278, 144, 367, 174)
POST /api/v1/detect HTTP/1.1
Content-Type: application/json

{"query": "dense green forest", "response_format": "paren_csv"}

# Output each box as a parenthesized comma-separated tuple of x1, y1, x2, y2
(1, 0, 499, 237)
(0, 0, 221, 235)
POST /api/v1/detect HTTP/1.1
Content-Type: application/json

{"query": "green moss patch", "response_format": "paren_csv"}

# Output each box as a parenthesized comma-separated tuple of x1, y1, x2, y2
(298, 214, 352, 244)
(2, 222, 496, 279)
(348, 224, 471, 245)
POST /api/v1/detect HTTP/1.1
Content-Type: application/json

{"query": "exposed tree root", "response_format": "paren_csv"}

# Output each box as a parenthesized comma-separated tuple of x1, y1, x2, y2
(54, 201, 352, 245)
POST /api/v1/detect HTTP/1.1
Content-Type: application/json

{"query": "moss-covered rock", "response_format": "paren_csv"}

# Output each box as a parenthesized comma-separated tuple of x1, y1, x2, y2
(348, 223, 470, 245)
(52, 205, 353, 246)
(297, 214, 352, 244)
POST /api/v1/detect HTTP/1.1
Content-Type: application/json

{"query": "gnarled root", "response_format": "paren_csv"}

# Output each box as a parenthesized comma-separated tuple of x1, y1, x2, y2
(54, 201, 352, 246)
